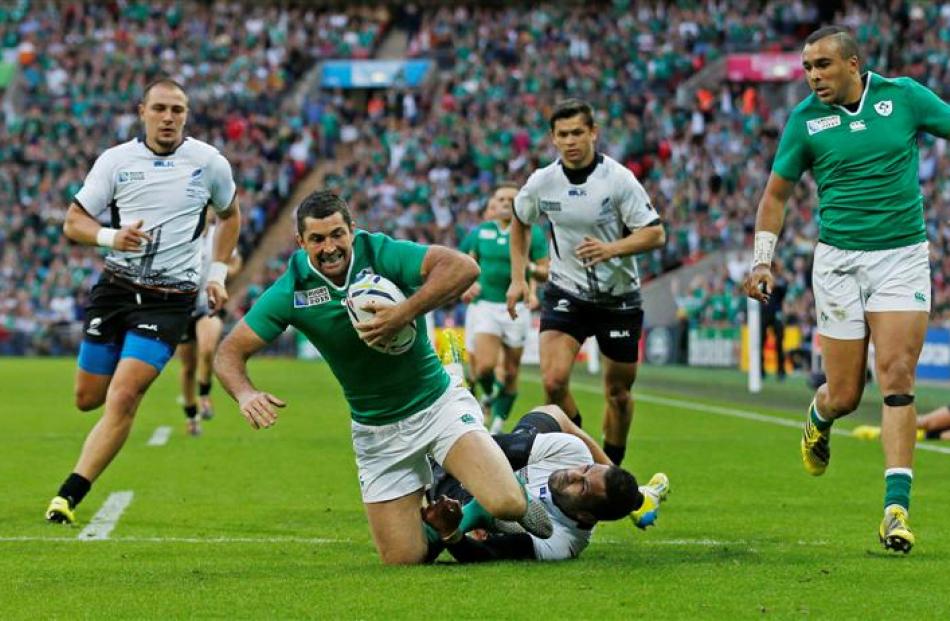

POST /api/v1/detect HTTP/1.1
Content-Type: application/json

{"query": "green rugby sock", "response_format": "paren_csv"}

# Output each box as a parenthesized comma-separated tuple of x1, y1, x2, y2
(491, 391, 517, 421)
(810, 401, 833, 431)
(477, 374, 494, 398)
(884, 469, 912, 511)
(458, 498, 494, 534)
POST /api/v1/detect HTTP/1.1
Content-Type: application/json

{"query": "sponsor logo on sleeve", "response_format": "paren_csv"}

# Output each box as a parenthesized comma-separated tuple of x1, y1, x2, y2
(806, 115, 841, 135)
(540, 200, 562, 213)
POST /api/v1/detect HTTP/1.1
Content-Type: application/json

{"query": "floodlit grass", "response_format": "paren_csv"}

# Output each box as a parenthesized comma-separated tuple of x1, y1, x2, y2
(2, 358, 949, 619)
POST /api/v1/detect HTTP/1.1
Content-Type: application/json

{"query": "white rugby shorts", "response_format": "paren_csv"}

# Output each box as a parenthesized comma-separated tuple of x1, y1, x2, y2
(812, 241, 931, 339)
(469, 300, 531, 348)
(351, 386, 487, 503)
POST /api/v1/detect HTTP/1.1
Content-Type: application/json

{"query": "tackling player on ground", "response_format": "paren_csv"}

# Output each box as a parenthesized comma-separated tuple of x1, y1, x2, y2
(507, 99, 666, 466)
(744, 26, 950, 553)
(422, 404, 670, 562)
(214, 190, 553, 565)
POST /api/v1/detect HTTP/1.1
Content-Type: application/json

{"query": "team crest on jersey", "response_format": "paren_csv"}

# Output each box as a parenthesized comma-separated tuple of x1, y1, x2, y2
(293, 286, 331, 308)
(806, 115, 840, 135)
(540, 200, 562, 213)
(568, 188, 587, 197)
(117, 171, 145, 183)
(153, 160, 174, 168)
(874, 100, 893, 116)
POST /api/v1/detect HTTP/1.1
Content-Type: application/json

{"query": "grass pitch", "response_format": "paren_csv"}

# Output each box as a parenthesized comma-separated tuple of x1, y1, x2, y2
(2, 357, 949, 619)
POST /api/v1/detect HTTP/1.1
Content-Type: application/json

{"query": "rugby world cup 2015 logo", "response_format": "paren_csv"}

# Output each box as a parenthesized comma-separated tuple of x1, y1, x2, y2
(874, 100, 893, 117)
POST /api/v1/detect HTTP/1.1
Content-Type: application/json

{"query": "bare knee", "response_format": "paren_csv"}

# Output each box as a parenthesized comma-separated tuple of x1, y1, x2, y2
(478, 483, 526, 520)
(75, 388, 105, 412)
(877, 358, 916, 394)
(605, 384, 632, 415)
(822, 387, 862, 416)
(106, 384, 145, 417)
(542, 372, 570, 403)
(378, 547, 428, 566)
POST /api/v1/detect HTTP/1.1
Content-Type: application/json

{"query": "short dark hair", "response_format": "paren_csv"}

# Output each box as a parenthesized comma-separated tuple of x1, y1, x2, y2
(804, 25, 860, 63)
(296, 190, 353, 234)
(549, 98, 595, 131)
(141, 77, 188, 105)
(589, 467, 640, 522)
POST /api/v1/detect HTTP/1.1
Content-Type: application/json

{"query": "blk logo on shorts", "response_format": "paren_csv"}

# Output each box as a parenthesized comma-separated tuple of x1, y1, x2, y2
(554, 299, 570, 312)
(87, 317, 103, 336)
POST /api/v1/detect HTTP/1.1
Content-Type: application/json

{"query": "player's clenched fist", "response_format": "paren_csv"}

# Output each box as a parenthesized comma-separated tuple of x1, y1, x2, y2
(743, 265, 774, 303)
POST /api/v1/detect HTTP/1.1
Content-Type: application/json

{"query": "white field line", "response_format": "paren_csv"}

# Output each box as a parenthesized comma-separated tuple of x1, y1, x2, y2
(592, 538, 830, 547)
(528, 377, 950, 456)
(1, 535, 348, 544)
(76, 491, 134, 541)
(146, 426, 172, 446)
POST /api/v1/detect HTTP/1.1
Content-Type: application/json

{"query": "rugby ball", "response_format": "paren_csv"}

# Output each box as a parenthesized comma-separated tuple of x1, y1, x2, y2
(345, 273, 417, 355)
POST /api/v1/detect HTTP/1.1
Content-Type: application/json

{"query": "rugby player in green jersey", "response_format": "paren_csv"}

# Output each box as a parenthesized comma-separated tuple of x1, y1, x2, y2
(744, 26, 950, 553)
(461, 181, 550, 433)
(215, 190, 552, 564)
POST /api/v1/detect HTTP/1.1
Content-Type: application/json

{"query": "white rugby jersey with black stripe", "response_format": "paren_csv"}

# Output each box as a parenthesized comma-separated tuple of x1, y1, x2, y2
(514, 154, 658, 306)
(74, 137, 236, 291)
(517, 433, 595, 561)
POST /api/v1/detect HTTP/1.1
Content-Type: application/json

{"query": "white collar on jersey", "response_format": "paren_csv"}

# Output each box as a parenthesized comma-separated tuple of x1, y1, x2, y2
(832, 72, 872, 117)
(305, 254, 354, 292)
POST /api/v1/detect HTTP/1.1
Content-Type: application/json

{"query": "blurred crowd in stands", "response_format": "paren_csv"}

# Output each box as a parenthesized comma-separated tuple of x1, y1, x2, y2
(0, 0, 387, 353)
(2, 1, 949, 361)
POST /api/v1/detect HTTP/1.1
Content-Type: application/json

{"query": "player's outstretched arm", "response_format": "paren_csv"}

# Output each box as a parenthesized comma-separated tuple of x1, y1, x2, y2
(63, 202, 150, 251)
(744, 173, 794, 303)
(215, 320, 285, 429)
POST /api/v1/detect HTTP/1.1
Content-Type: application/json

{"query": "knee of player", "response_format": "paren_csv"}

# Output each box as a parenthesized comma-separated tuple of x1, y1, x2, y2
(604, 384, 632, 406)
(105, 383, 145, 414)
(876, 358, 916, 391)
(542, 373, 570, 399)
(480, 484, 527, 520)
(378, 546, 428, 566)
(826, 392, 862, 416)
(74, 389, 104, 412)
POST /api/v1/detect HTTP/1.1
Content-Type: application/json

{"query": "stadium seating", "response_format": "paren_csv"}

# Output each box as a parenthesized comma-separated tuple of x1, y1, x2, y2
(2, 1, 949, 354)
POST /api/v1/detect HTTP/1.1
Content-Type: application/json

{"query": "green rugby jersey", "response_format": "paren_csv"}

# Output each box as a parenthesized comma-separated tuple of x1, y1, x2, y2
(468, 221, 548, 303)
(244, 230, 449, 425)
(772, 73, 950, 250)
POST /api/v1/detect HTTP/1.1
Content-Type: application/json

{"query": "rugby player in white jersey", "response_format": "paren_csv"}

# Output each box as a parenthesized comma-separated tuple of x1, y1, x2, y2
(177, 212, 242, 436)
(421, 405, 671, 562)
(46, 78, 241, 524)
(507, 99, 666, 466)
